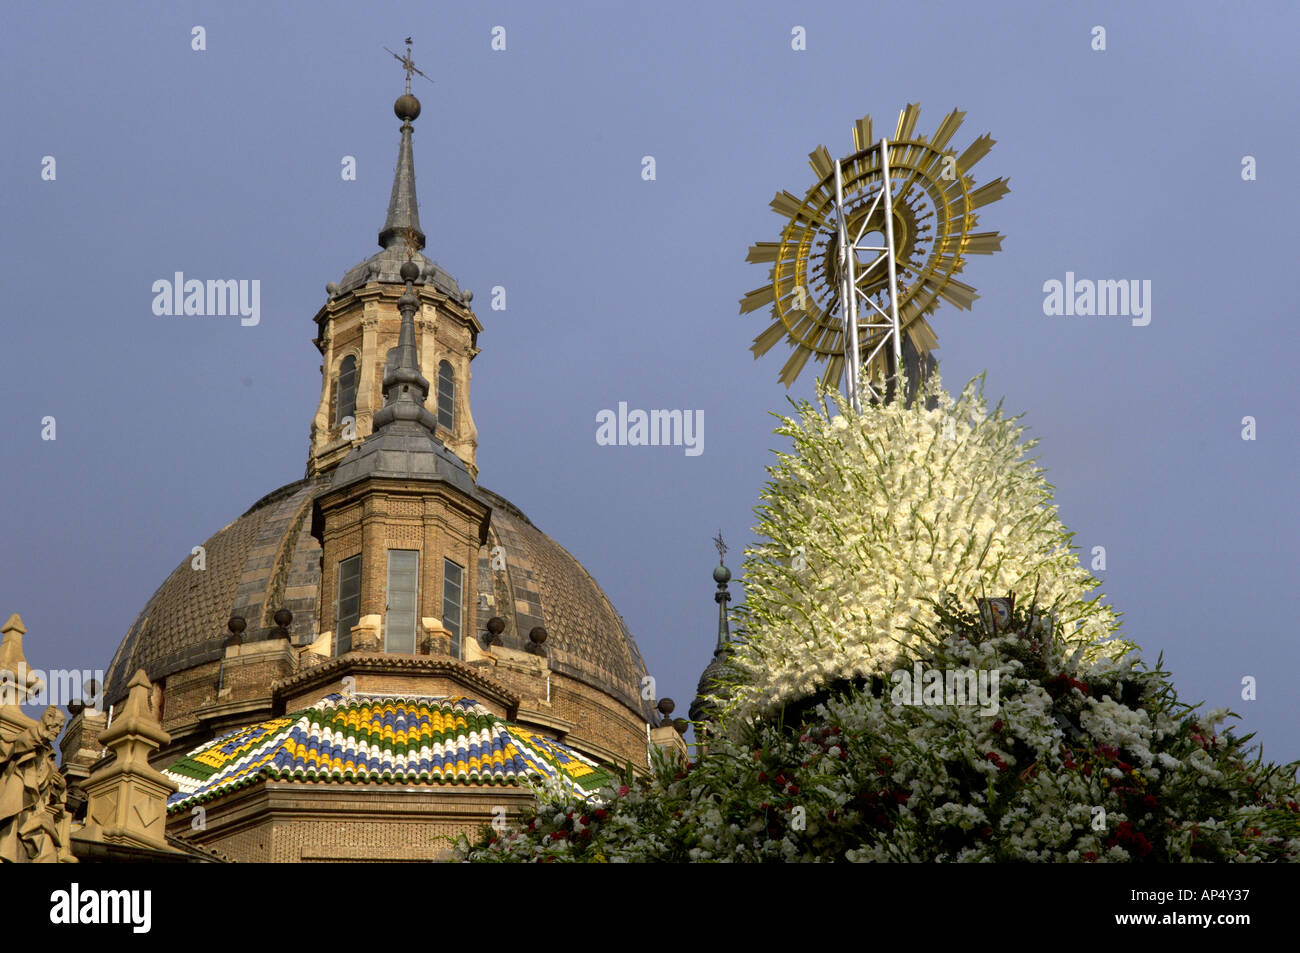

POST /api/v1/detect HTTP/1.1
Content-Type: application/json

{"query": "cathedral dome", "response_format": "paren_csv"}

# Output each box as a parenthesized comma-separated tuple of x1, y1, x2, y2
(103, 480, 654, 721)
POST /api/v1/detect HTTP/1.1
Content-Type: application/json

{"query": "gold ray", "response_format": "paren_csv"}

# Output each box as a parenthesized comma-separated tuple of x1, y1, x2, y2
(852, 116, 874, 152)
(770, 190, 811, 221)
(927, 109, 966, 153)
(751, 320, 789, 358)
(739, 285, 776, 314)
(779, 345, 814, 387)
(821, 353, 845, 392)
(746, 242, 781, 263)
(934, 277, 978, 310)
(968, 177, 1010, 209)
(808, 145, 835, 181)
(963, 231, 1003, 255)
(894, 103, 921, 141)
(956, 134, 996, 173)
(805, 321, 838, 356)
(907, 317, 939, 352)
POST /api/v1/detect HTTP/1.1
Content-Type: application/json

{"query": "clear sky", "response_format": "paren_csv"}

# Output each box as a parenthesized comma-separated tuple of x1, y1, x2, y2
(2, 1, 1297, 760)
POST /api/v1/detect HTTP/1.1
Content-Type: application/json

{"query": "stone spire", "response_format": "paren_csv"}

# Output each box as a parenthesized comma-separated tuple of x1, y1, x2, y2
(377, 93, 426, 252)
(324, 57, 480, 498)
(712, 534, 732, 654)
(689, 535, 736, 731)
(377, 39, 427, 252)
(372, 261, 438, 434)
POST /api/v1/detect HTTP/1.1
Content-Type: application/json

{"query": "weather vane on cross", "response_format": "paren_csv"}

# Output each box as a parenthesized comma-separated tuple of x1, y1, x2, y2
(384, 37, 434, 94)
(713, 530, 728, 564)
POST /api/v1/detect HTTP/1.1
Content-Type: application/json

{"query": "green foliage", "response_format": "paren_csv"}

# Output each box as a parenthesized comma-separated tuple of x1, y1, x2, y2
(460, 602, 1300, 862)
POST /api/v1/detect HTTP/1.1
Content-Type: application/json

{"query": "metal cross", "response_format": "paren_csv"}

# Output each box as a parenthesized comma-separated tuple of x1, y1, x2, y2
(384, 37, 434, 94)
(713, 530, 728, 563)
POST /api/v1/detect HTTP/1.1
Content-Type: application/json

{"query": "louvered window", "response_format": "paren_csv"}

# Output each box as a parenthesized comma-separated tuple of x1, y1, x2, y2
(336, 554, 361, 655)
(443, 558, 463, 658)
(385, 550, 420, 654)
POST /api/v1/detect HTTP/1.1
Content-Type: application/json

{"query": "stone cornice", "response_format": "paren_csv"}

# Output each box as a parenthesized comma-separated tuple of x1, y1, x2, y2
(272, 653, 520, 711)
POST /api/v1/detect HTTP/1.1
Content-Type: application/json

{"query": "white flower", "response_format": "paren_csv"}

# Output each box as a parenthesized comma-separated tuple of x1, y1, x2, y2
(722, 376, 1129, 721)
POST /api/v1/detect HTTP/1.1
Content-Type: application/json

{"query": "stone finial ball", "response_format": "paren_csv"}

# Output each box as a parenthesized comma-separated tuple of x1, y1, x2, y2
(657, 698, 675, 716)
(486, 616, 506, 636)
(399, 260, 420, 282)
(273, 609, 293, 628)
(228, 616, 247, 635)
(395, 93, 421, 121)
(713, 564, 731, 583)
(672, 718, 690, 735)
(528, 626, 547, 644)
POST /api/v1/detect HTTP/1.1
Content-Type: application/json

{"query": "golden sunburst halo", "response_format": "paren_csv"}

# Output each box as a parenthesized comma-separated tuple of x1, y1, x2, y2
(741, 104, 1009, 391)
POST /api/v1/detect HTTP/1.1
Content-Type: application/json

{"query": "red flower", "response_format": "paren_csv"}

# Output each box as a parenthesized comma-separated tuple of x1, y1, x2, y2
(594, 808, 608, 821)
(786, 784, 800, 796)
(757, 771, 768, 782)
(1143, 795, 1158, 810)
(1109, 822, 1153, 857)
(1084, 851, 1097, 862)
(618, 785, 630, 796)
(991, 720, 1004, 733)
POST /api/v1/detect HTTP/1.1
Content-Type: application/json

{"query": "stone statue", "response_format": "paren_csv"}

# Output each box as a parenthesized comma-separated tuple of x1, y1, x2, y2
(0, 705, 73, 862)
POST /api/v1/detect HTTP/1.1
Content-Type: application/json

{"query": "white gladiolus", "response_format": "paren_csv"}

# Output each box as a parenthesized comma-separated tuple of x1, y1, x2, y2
(721, 374, 1130, 721)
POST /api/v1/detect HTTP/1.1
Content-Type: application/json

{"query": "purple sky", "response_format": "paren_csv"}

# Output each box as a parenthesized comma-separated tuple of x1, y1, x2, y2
(2, 1, 1297, 761)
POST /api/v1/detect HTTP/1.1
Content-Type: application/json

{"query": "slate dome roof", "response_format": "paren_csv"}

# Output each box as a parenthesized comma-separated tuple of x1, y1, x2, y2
(103, 479, 654, 720)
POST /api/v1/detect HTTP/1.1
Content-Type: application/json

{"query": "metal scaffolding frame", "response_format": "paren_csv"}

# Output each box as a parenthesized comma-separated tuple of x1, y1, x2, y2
(835, 137, 904, 412)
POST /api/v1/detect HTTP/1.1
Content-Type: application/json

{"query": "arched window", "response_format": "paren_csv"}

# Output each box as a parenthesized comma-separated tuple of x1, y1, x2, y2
(437, 361, 455, 430)
(336, 355, 357, 426)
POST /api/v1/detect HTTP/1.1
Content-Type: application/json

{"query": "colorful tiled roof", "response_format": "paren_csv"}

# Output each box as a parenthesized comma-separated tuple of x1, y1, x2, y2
(164, 693, 614, 811)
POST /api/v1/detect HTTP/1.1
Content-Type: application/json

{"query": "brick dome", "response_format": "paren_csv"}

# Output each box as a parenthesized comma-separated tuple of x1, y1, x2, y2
(103, 479, 654, 720)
